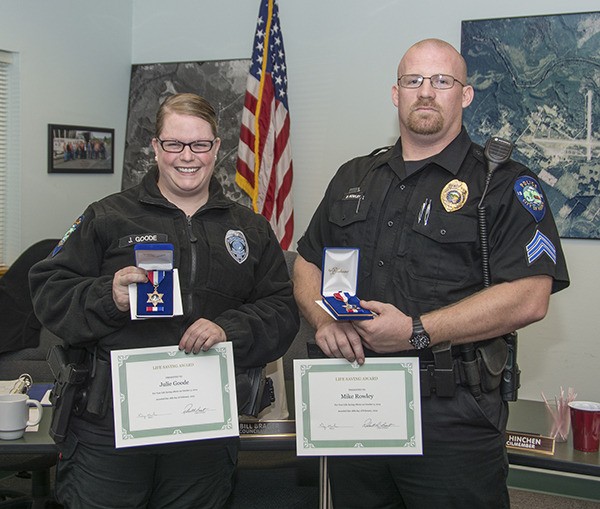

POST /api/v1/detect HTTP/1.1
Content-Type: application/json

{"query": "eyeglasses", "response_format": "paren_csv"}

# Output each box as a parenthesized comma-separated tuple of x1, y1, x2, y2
(397, 74, 465, 90)
(156, 138, 217, 153)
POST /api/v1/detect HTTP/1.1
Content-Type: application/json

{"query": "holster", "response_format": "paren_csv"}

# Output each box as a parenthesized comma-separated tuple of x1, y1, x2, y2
(46, 345, 89, 443)
(236, 366, 275, 419)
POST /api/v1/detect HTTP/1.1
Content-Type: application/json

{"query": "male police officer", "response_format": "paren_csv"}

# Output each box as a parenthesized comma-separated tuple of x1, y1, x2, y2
(293, 38, 569, 508)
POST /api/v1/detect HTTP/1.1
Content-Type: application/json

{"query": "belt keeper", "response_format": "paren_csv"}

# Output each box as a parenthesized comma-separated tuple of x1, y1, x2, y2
(432, 341, 453, 369)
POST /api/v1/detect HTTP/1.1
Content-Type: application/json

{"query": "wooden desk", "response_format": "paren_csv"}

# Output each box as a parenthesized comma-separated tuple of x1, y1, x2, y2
(507, 399, 600, 477)
(507, 399, 599, 500)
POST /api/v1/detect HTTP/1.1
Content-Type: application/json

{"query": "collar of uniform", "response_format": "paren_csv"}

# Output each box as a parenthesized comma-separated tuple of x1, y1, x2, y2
(384, 139, 405, 179)
(203, 177, 232, 210)
(139, 167, 232, 212)
(428, 127, 472, 175)
(387, 126, 472, 178)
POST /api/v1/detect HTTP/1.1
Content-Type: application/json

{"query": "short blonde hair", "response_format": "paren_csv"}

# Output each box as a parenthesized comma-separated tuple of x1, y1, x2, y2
(156, 93, 218, 137)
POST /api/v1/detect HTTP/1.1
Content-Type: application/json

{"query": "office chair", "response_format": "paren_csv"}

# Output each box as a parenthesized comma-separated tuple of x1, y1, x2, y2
(0, 238, 61, 508)
(0, 327, 62, 508)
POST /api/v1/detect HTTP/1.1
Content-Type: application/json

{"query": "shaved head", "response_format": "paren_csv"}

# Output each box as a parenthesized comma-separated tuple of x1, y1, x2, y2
(398, 38, 468, 83)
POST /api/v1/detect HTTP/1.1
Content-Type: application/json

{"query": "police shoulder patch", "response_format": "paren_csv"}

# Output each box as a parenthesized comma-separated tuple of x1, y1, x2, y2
(225, 230, 248, 264)
(514, 176, 546, 222)
(52, 215, 84, 257)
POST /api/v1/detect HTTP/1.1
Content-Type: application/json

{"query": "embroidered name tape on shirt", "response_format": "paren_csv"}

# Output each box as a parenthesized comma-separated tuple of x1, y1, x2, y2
(119, 233, 169, 248)
(526, 230, 556, 265)
(225, 230, 248, 264)
(52, 215, 84, 257)
(514, 176, 546, 222)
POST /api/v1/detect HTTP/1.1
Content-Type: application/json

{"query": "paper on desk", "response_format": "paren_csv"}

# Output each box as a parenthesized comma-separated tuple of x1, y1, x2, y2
(41, 390, 52, 406)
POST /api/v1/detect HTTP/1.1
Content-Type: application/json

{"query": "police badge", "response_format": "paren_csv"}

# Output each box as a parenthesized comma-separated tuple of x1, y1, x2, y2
(225, 230, 248, 264)
(440, 179, 469, 213)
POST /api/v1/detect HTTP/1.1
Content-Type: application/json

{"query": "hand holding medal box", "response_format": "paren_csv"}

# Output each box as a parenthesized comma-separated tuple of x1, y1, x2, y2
(321, 247, 374, 320)
(128, 243, 183, 319)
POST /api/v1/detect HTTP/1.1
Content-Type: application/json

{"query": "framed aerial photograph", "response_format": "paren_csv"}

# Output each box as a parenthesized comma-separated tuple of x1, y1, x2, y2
(461, 11, 600, 239)
(48, 123, 114, 174)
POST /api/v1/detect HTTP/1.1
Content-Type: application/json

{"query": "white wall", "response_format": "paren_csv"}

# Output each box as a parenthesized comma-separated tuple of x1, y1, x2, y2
(132, 0, 599, 403)
(0, 0, 133, 261)
(3, 0, 597, 402)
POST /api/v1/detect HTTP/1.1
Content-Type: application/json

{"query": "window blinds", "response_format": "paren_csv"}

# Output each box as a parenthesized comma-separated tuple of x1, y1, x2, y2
(0, 51, 12, 265)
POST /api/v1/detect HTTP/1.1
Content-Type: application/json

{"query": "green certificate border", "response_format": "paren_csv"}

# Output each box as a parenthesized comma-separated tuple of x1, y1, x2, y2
(295, 358, 422, 455)
(112, 344, 237, 447)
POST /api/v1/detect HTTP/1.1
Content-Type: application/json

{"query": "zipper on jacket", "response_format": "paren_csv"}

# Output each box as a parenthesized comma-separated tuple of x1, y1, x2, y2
(185, 215, 198, 313)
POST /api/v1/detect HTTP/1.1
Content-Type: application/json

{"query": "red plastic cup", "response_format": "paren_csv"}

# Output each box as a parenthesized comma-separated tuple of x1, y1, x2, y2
(568, 401, 600, 452)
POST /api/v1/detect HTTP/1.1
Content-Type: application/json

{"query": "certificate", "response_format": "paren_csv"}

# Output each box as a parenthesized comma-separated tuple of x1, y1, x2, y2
(111, 344, 239, 448)
(294, 358, 422, 456)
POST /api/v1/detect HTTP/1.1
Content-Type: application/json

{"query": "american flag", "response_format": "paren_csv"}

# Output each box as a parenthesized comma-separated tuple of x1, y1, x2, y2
(236, 0, 293, 249)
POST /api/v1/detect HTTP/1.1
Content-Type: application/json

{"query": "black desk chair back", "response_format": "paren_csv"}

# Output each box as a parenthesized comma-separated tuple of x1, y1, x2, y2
(0, 239, 61, 508)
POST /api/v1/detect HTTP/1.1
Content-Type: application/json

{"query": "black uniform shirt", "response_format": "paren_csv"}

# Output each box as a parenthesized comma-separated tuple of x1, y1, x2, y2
(298, 128, 569, 324)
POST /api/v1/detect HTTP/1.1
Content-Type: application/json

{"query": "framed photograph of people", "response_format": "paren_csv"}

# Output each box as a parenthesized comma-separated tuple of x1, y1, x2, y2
(48, 123, 114, 174)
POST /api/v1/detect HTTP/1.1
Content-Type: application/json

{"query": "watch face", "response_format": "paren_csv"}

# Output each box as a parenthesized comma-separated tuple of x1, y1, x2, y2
(410, 333, 430, 350)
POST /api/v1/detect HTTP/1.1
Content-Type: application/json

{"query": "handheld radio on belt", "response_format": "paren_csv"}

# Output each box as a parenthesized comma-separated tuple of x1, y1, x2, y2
(461, 136, 521, 402)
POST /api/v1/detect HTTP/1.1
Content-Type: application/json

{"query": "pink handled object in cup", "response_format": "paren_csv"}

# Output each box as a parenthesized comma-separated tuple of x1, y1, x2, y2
(568, 401, 600, 453)
(0, 393, 44, 440)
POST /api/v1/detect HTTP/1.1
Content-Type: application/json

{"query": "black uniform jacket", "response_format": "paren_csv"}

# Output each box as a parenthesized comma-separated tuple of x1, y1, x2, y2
(29, 169, 299, 441)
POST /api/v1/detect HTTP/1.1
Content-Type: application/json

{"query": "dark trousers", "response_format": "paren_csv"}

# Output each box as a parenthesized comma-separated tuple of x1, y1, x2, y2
(328, 387, 510, 509)
(55, 433, 238, 509)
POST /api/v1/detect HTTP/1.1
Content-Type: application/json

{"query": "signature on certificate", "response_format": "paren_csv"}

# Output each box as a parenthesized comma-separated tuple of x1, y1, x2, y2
(182, 403, 211, 415)
(319, 422, 352, 430)
(362, 418, 397, 429)
(137, 411, 169, 420)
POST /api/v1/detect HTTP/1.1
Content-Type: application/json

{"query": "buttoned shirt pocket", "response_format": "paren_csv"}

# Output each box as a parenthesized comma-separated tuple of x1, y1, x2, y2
(328, 197, 372, 245)
(405, 211, 478, 286)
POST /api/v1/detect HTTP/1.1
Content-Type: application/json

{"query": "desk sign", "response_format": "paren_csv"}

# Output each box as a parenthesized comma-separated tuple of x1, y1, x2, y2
(239, 420, 295, 438)
(294, 357, 422, 456)
(111, 344, 238, 448)
(506, 430, 555, 455)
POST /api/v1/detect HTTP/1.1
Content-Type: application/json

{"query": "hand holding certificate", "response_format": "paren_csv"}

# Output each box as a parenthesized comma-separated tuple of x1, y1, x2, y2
(294, 357, 422, 456)
(111, 343, 239, 448)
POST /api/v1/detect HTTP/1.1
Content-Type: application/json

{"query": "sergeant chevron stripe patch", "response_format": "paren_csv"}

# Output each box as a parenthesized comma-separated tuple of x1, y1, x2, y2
(526, 230, 557, 265)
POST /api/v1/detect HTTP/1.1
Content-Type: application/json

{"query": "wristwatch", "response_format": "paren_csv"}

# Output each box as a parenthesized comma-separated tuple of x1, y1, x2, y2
(409, 317, 431, 350)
